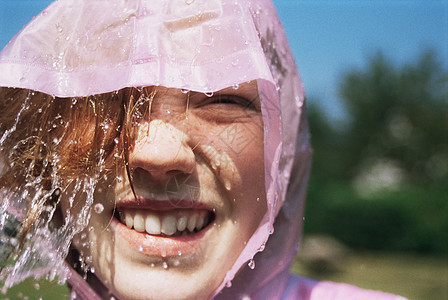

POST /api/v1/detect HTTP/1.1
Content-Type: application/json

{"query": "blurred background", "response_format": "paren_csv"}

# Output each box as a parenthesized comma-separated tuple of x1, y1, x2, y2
(1, 1, 447, 299)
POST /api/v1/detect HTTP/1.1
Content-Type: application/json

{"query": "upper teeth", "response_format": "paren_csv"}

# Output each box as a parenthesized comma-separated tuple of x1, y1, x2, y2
(120, 209, 211, 236)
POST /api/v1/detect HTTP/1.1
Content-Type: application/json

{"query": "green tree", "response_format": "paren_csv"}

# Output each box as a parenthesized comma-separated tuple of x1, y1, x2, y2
(338, 50, 447, 186)
(305, 50, 448, 253)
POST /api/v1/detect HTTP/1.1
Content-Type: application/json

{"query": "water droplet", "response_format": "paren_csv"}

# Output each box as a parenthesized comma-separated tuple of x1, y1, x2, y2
(181, 88, 189, 94)
(225, 281, 232, 288)
(231, 59, 239, 66)
(138, 246, 143, 252)
(33, 282, 40, 290)
(185, 0, 194, 4)
(71, 98, 77, 105)
(248, 259, 255, 269)
(166, 110, 171, 115)
(116, 176, 123, 183)
(114, 138, 119, 144)
(103, 124, 109, 130)
(151, 263, 155, 267)
(70, 291, 77, 300)
(93, 203, 104, 214)
(258, 243, 265, 252)
(224, 180, 231, 191)
(90, 267, 95, 273)
(56, 24, 63, 33)
(177, 250, 182, 256)
(241, 295, 251, 300)
(162, 261, 169, 269)
(232, 84, 239, 90)
(204, 91, 214, 97)
(256, 197, 260, 202)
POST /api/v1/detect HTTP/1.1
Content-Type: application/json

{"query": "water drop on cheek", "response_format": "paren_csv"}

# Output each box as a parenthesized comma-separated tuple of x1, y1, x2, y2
(93, 203, 104, 214)
(224, 180, 231, 191)
(138, 246, 143, 252)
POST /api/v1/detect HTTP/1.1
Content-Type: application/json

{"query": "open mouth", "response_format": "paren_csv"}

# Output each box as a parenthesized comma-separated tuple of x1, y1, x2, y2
(115, 208, 215, 237)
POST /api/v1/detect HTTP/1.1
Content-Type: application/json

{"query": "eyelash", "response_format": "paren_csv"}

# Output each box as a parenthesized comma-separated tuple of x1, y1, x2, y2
(208, 95, 258, 110)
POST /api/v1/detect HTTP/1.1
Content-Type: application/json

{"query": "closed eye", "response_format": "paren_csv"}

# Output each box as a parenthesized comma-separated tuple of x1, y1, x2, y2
(204, 94, 259, 111)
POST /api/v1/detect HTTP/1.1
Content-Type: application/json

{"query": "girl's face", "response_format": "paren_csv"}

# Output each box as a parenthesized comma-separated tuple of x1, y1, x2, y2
(64, 81, 267, 300)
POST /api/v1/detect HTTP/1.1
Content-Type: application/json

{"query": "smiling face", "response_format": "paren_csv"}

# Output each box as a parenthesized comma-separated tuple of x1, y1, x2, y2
(63, 82, 267, 300)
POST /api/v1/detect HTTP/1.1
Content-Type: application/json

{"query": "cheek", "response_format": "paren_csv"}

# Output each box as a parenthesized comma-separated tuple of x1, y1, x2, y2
(225, 126, 266, 229)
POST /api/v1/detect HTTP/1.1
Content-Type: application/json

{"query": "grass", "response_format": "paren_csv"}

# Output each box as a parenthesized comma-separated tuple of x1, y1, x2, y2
(2, 277, 68, 300)
(1, 252, 446, 299)
(291, 251, 448, 300)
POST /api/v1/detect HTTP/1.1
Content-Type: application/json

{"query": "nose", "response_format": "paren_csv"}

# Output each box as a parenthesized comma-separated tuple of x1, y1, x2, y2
(128, 119, 196, 188)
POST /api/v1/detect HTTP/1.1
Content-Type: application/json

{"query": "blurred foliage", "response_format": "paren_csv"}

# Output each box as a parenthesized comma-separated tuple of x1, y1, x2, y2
(305, 49, 448, 254)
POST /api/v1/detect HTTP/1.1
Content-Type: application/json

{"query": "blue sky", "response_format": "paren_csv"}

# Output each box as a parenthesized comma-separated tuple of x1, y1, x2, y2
(1, 0, 447, 120)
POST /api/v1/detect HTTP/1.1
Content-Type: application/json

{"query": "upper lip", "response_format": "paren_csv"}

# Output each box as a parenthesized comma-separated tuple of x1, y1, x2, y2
(116, 198, 212, 211)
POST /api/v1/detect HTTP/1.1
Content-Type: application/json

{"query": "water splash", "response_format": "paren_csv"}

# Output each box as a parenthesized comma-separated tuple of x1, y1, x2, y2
(0, 90, 114, 291)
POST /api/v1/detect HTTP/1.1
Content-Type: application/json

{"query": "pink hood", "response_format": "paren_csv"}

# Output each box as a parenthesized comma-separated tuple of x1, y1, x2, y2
(0, 1, 405, 299)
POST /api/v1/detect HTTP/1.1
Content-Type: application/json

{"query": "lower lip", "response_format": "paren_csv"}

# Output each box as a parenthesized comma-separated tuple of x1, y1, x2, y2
(112, 218, 211, 257)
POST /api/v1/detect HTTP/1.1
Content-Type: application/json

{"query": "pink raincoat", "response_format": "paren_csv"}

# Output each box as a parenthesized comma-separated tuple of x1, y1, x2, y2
(0, 0, 407, 299)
